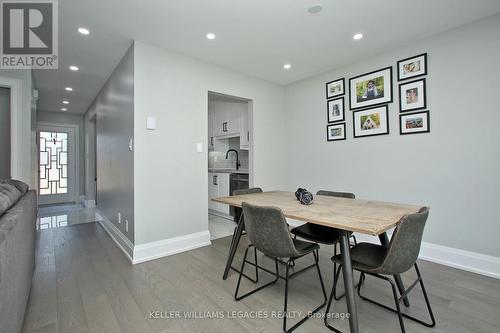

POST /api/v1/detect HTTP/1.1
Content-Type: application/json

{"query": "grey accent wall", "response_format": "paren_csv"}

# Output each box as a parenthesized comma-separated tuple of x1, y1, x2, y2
(88, 45, 134, 243)
(285, 15, 500, 257)
(37, 110, 86, 197)
(0, 88, 10, 179)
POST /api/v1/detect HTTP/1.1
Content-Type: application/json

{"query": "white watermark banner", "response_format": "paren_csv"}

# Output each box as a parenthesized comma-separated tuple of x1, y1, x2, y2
(0, 0, 58, 69)
(148, 310, 350, 321)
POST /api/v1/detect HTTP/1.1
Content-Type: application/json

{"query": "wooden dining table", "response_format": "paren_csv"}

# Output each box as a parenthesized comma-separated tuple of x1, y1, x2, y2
(213, 191, 422, 333)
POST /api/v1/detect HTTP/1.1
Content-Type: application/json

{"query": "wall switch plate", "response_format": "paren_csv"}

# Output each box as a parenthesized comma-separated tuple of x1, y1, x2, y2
(125, 220, 129, 232)
(118, 212, 121, 224)
(128, 138, 133, 151)
(197, 142, 203, 153)
(146, 116, 156, 130)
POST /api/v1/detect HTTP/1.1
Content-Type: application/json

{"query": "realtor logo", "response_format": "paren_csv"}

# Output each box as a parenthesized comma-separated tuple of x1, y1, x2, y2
(1, 0, 58, 69)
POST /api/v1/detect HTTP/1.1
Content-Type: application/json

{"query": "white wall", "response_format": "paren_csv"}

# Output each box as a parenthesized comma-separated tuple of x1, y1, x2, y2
(0, 69, 34, 187)
(134, 41, 286, 245)
(285, 15, 500, 257)
(37, 110, 86, 197)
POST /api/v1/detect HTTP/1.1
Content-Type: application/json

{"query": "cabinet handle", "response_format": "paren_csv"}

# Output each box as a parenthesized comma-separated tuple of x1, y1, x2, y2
(214, 175, 218, 185)
(210, 137, 213, 146)
(247, 131, 249, 141)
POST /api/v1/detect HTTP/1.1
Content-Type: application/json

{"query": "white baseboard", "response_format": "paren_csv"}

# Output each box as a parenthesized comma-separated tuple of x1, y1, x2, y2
(96, 209, 211, 265)
(96, 210, 134, 262)
(353, 234, 500, 279)
(133, 231, 211, 264)
(419, 242, 500, 279)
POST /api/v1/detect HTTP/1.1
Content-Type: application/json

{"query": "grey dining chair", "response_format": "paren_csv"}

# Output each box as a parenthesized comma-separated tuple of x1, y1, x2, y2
(235, 202, 327, 333)
(226, 187, 264, 282)
(325, 207, 436, 333)
(290, 190, 357, 299)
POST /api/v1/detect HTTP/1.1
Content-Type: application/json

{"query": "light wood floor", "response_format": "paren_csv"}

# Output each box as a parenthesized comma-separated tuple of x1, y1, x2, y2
(22, 222, 500, 333)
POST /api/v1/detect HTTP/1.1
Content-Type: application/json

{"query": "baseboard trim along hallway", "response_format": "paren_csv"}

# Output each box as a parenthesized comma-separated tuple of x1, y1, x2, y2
(97, 210, 212, 264)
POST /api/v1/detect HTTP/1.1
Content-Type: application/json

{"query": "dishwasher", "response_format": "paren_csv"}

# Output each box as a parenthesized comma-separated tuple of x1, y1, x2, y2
(229, 173, 249, 221)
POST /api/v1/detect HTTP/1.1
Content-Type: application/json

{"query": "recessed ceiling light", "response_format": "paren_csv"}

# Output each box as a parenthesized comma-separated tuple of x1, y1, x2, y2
(308, 4, 323, 14)
(65, 87, 73, 91)
(206, 33, 216, 40)
(78, 27, 90, 35)
(353, 33, 363, 40)
(61, 108, 67, 111)
(69, 65, 79, 71)
(283, 64, 292, 70)
(62, 100, 69, 104)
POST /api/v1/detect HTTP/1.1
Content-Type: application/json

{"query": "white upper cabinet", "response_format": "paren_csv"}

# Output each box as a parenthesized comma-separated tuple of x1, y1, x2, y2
(214, 107, 240, 138)
(239, 107, 249, 150)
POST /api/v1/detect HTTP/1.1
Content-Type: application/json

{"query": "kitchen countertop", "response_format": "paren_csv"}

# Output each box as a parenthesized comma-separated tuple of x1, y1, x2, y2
(208, 168, 249, 174)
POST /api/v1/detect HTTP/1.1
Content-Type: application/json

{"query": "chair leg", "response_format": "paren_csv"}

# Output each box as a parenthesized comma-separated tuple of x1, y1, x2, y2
(414, 264, 436, 328)
(324, 262, 344, 333)
(333, 264, 362, 301)
(357, 265, 436, 332)
(254, 246, 259, 283)
(388, 277, 406, 333)
(283, 251, 328, 333)
(234, 246, 279, 301)
(351, 234, 358, 246)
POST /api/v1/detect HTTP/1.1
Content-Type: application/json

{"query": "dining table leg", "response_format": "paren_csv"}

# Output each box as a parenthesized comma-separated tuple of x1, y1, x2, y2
(223, 213, 245, 280)
(378, 232, 410, 307)
(339, 230, 359, 333)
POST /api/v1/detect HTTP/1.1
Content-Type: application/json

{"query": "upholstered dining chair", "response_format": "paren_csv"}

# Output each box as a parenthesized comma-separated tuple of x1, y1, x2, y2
(227, 187, 264, 282)
(235, 202, 327, 333)
(325, 207, 436, 333)
(290, 190, 357, 299)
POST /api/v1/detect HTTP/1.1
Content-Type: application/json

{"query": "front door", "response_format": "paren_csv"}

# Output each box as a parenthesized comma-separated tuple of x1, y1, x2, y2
(38, 124, 77, 205)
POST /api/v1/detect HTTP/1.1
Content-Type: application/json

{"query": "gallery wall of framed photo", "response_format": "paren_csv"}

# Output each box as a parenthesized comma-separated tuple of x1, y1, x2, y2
(324, 52, 430, 142)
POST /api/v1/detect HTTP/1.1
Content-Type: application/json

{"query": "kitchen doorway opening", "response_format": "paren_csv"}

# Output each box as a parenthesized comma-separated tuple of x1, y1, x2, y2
(207, 91, 253, 240)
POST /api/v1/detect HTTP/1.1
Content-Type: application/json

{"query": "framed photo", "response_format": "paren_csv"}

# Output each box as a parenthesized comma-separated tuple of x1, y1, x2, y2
(353, 105, 389, 138)
(400, 111, 430, 135)
(349, 67, 393, 110)
(327, 97, 345, 123)
(399, 78, 426, 112)
(326, 78, 345, 99)
(397, 53, 427, 81)
(327, 123, 346, 141)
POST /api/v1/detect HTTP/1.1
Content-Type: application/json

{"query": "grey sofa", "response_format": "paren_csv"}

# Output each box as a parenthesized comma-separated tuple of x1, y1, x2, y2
(0, 180, 36, 333)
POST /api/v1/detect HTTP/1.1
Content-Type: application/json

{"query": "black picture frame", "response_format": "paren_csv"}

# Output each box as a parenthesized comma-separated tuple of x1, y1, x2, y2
(349, 66, 393, 111)
(399, 110, 430, 135)
(397, 53, 427, 81)
(352, 105, 390, 138)
(327, 123, 346, 141)
(325, 77, 345, 99)
(327, 97, 345, 123)
(399, 78, 427, 113)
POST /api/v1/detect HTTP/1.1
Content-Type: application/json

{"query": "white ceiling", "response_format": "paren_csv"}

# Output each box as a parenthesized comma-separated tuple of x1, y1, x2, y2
(34, 0, 500, 114)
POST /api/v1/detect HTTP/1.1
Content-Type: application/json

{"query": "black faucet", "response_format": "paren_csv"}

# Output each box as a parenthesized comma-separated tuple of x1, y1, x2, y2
(225, 149, 241, 170)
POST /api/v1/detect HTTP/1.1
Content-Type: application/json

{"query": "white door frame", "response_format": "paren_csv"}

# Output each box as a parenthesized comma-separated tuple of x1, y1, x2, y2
(37, 122, 79, 204)
(0, 76, 22, 182)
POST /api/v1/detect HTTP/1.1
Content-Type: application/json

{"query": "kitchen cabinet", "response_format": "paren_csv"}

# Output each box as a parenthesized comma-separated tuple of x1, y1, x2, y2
(214, 108, 240, 138)
(239, 108, 249, 150)
(208, 172, 230, 215)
